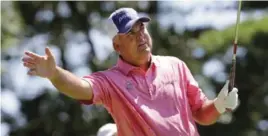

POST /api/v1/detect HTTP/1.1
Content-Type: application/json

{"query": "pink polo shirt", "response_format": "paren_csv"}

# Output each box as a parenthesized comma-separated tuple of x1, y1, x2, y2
(81, 55, 208, 136)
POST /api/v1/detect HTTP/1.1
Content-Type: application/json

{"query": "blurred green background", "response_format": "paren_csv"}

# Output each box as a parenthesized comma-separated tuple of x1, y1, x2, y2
(1, 1, 268, 136)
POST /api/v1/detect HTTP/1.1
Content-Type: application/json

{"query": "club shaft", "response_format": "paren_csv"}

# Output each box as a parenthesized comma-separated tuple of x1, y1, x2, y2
(229, 0, 242, 91)
(234, 0, 242, 46)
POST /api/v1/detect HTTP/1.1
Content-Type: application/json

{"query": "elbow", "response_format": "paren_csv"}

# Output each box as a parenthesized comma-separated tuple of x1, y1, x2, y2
(194, 113, 217, 126)
(195, 119, 217, 126)
(193, 100, 221, 126)
(193, 104, 220, 126)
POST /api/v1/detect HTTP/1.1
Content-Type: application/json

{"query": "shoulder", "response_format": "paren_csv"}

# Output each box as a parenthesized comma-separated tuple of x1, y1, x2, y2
(153, 55, 186, 65)
(91, 66, 122, 78)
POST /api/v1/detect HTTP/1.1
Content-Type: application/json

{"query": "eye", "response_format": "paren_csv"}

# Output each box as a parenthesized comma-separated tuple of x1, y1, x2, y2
(128, 31, 134, 34)
(127, 30, 136, 36)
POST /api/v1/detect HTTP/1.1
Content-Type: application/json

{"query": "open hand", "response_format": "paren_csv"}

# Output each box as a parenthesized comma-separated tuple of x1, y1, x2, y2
(22, 47, 57, 79)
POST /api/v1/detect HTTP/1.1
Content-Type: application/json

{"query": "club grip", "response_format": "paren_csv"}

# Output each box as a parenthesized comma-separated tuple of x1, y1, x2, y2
(229, 58, 236, 92)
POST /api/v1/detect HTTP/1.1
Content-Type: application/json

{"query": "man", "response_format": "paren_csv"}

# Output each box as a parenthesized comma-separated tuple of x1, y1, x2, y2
(22, 7, 239, 136)
(97, 123, 117, 136)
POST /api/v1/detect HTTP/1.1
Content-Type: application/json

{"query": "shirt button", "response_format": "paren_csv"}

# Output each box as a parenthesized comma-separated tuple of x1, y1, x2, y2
(149, 85, 153, 91)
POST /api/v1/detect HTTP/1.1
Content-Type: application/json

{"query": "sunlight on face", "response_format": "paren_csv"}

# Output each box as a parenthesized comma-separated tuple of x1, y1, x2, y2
(114, 21, 152, 65)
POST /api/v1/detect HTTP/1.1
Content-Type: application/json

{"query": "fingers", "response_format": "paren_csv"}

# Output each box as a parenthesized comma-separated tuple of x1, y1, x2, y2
(22, 57, 36, 64)
(23, 62, 35, 69)
(228, 88, 238, 102)
(24, 47, 53, 60)
(230, 87, 238, 94)
(24, 51, 42, 60)
(225, 96, 238, 110)
(225, 88, 239, 110)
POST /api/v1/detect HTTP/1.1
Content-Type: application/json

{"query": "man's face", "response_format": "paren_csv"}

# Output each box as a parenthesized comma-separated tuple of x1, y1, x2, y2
(114, 21, 152, 65)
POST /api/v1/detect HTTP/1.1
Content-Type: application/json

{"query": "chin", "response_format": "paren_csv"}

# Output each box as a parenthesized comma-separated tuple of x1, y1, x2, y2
(141, 47, 151, 54)
(140, 49, 151, 59)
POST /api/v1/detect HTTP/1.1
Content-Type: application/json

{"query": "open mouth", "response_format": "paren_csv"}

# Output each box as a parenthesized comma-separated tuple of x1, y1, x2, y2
(139, 43, 146, 47)
(138, 40, 147, 47)
(138, 42, 148, 50)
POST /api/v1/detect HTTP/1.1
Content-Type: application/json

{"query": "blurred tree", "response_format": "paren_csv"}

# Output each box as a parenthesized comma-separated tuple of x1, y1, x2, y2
(197, 17, 268, 136)
(1, 1, 25, 50)
(2, 1, 158, 136)
(1, 1, 268, 136)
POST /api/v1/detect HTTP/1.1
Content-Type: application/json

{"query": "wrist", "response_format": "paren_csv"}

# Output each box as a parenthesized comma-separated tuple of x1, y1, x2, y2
(214, 98, 226, 114)
(48, 66, 60, 81)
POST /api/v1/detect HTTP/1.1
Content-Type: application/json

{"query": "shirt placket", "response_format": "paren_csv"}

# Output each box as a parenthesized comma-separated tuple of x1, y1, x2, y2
(144, 66, 155, 99)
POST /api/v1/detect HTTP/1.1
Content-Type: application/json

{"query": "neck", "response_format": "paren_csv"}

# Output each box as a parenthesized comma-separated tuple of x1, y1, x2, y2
(139, 57, 151, 71)
(119, 55, 152, 71)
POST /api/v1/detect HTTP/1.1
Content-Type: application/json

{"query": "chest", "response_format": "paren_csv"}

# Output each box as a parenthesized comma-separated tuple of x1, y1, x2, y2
(130, 64, 185, 101)
(104, 64, 192, 135)
(109, 64, 188, 113)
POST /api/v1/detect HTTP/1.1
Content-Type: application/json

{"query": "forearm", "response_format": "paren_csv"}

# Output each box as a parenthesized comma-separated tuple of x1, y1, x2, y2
(193, 82, 239, 126)
(193, 99, 221, 126)
(49, 66, 92, 100)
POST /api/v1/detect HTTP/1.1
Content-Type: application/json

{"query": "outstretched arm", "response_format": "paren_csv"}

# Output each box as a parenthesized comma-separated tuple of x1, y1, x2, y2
(22, 47, 93, 100)
(49, 66, 93, 100)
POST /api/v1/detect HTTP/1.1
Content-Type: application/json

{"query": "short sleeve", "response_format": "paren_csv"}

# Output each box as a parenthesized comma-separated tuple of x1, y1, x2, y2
(181, 61, 208, 113)
(79, 72, 111, 107)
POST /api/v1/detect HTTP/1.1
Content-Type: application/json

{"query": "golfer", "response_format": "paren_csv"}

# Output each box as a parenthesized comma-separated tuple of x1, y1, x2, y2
(22, 7, 239, 136)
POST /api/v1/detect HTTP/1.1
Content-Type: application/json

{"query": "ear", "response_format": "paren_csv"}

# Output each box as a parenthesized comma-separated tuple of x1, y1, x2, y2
(113, 35, 120, 54)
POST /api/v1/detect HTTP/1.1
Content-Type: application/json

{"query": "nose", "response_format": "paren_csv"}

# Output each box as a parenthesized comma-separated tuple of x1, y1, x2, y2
(139, 31, 145, 39)
(138, 24, 145, 41)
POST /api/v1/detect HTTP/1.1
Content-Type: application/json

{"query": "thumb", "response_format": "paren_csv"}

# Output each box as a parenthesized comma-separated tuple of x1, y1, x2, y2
(45, 47, 53, 57)
(218, 80, 229, 98)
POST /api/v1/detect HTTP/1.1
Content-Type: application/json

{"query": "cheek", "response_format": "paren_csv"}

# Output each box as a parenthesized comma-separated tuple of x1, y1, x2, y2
(121, 41, 135, 54)
(144, 30, 151, 42)
(145, 34, 152, 45)
(126, 37, 137, 48)
(129, 36, 136, 43)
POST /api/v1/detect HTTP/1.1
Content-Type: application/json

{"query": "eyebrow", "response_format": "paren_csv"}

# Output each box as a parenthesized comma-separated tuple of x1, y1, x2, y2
(133, 21, 142, 28)
(128, 22, 143, 33)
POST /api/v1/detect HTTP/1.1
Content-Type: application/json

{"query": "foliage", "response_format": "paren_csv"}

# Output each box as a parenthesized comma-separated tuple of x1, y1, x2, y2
(196, 14, 268, 136)
(197, 17, 268, 55)
(1, 1, 268, 136)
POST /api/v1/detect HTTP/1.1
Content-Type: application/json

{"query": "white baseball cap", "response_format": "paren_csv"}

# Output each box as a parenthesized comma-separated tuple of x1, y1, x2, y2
(97, 123, 117, 136)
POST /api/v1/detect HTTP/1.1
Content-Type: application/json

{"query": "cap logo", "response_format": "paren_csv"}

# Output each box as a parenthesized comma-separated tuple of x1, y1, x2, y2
(119, 14, 128, 23)
(126, 80, 133, 90)
(109, 8, 150, 33)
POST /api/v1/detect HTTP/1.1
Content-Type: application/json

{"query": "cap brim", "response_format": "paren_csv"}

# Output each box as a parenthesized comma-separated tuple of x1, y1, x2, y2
(120, 16, 151, 34)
